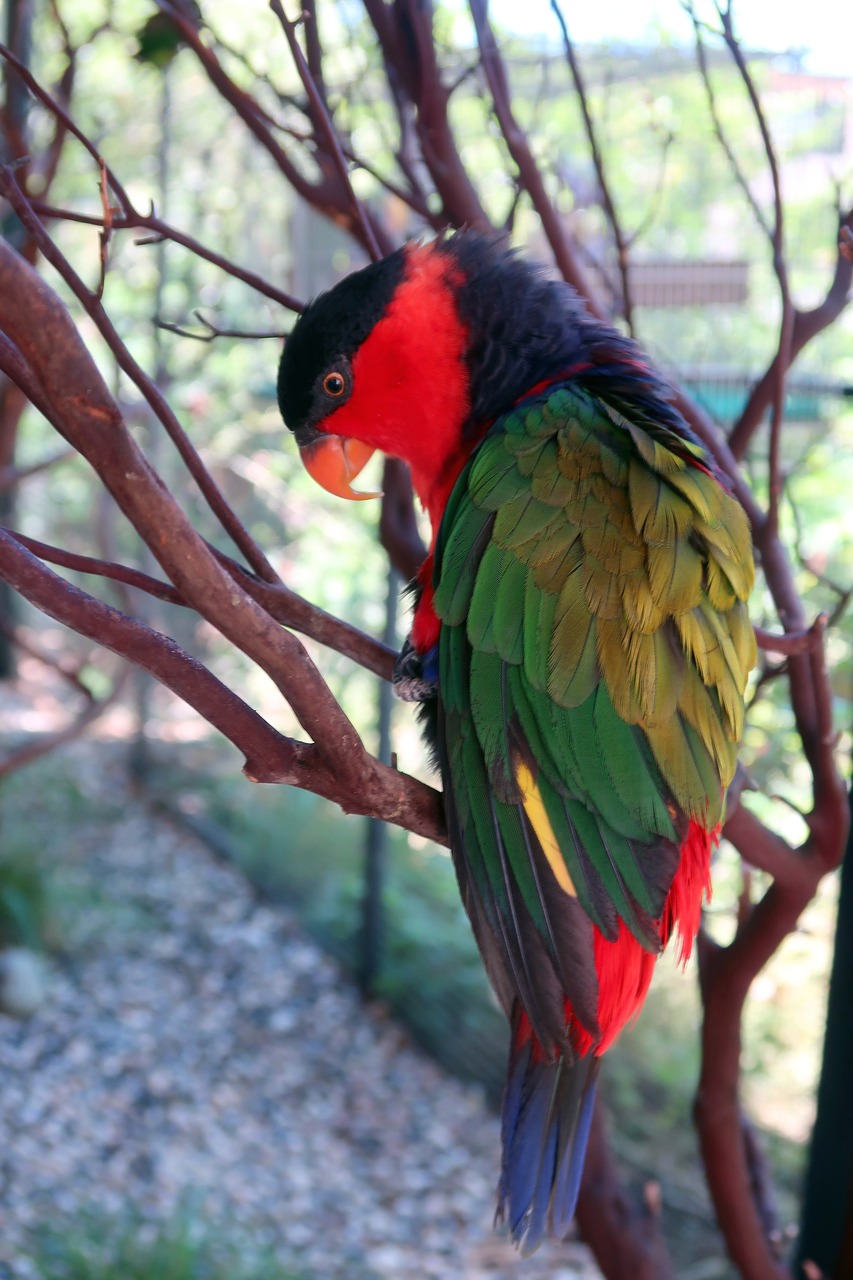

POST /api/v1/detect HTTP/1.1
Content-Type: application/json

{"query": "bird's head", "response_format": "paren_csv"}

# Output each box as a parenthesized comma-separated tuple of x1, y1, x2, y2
(278, 231, 600, 526)
(277, 238, 474, 522)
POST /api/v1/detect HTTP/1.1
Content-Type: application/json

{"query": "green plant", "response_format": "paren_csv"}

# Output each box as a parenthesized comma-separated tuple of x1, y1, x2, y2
(0, 849, 50, 949)
(31, 1206, 313, 1280)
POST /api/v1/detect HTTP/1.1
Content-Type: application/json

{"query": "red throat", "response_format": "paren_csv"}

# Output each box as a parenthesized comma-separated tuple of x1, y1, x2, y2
(318, 243, 472, 532)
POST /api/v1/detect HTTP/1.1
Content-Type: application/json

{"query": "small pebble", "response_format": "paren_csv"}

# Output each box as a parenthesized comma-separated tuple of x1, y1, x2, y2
(0, 949, 48, 1020)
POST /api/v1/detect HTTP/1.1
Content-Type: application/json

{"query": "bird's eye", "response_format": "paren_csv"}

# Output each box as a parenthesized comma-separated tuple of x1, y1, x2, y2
(323, 371, 346, 397)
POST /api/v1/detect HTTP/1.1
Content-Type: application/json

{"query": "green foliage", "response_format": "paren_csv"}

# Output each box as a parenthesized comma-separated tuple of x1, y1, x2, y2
(0, 759, 105, 951)
(134, 6, 202, 68)
(31, 1205, 310, 1280)
(0, 754, 132, 954)
(0, 849, 49, 950)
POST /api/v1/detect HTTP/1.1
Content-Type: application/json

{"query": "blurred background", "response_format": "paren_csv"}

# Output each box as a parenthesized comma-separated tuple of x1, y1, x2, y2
(0, 1, 851, 1277)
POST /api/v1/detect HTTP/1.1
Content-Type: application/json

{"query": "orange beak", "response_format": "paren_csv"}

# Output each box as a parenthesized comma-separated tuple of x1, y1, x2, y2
(299, 435, 380, 502)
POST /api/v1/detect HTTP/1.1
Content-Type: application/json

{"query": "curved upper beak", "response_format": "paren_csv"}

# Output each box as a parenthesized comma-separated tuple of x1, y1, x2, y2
(299, 434, 380, 501)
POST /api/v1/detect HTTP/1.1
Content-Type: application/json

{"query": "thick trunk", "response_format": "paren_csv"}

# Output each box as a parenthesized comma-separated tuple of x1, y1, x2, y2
(796, 764, 853, 1278)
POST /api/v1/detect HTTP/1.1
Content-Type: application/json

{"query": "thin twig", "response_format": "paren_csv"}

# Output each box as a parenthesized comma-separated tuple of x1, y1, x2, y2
(30, 201, 302, 311)
(0, 662, 132, 781)
(155, 311, 287, 342)
(0, 168, 282, 584)
(0, 447, 74, 492)
(151, 0, 394, 255)
(549, 0, 634, 330)
(686, 5, 770, 237)
(714, 2, 792, 536)
(0, 39, 303, 311)
(468, 0, 606, 316)
(95, 159, 113, 301)
(0, 615, 95, 701)
(266, 116, 435, 221)
(269, 0, 382, 262)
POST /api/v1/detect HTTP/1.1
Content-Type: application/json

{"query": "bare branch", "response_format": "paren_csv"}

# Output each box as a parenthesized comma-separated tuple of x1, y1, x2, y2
(155, 310, 287, 343)
(686, 6, 770, 237)
(6, 527, 396, 682)
(0, 238, 379, 793)
(469, 0, 606, 316)
(715, 4, 791, 536)
(0, 447, 73, 493)
(363, 0, 489, 231)
(269, 0, 383, 262)
(699, 622, 848, 1277)
(0, 170, 282, 583)
(0, 615, 95, 701)
(0, 44, 304, 309)
(549, 0, 634, 330)
(2, 529, 186, 607)
(30, 200, 302, 311)
(271, 117, 437, 221)
(0, 527, 445, 842)
(151, 0, 393, 255)
(378, 459, 427, 582)
(576, 1097, 675, 1277)
(0, 661, 131, 781)
(0, 528, 285, 773)
(729, 205, 853, 459)
(753, 615, 828, 657)
(302, 0, 327, 102)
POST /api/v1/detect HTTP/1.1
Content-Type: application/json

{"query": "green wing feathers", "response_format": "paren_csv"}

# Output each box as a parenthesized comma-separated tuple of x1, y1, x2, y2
(433, 383, 755, 1051)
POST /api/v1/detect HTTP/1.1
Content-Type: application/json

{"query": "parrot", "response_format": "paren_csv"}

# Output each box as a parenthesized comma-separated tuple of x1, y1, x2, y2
(276, 231, 755, 1252)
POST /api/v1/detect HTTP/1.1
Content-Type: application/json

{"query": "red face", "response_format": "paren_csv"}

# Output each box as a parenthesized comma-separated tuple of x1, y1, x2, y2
(298, 245, 472, 526)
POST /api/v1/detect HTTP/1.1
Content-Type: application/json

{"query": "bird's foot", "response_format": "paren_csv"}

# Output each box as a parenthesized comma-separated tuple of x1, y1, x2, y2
(393, 638, 438, 702)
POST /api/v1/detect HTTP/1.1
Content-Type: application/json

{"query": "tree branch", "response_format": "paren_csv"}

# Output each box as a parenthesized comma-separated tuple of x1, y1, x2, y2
(549, 0, 634, 329)
(269, 0, 384, 261)
(0, 527, 446, 842)
(0, 659, 130, 780)
(729, 206, 853, 460)
(363, 0, 489, 231)
(0, 237, 381, 795)
(576, 1096, 675, 1278)
(469, 0, 606, 316)
(0, 167, 283, 583)
(5, 527, 397, 681)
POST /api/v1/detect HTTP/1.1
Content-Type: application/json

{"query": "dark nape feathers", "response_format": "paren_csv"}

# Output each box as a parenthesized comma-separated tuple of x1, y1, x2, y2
(439, 230, 700, 455)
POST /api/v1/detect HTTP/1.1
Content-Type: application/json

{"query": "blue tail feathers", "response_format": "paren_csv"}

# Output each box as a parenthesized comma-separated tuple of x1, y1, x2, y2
(496, 1008, 599, 1254)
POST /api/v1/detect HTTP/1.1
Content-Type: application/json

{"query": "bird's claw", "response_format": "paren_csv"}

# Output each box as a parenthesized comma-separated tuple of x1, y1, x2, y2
(393, 638, 438, 702)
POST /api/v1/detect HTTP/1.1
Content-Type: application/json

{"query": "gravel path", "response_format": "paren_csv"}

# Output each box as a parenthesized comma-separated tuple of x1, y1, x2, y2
(0, 746, 599, 1280)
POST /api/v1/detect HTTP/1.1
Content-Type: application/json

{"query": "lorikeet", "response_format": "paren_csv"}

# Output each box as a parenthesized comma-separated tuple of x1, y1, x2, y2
(277, 232, 755, 1251)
